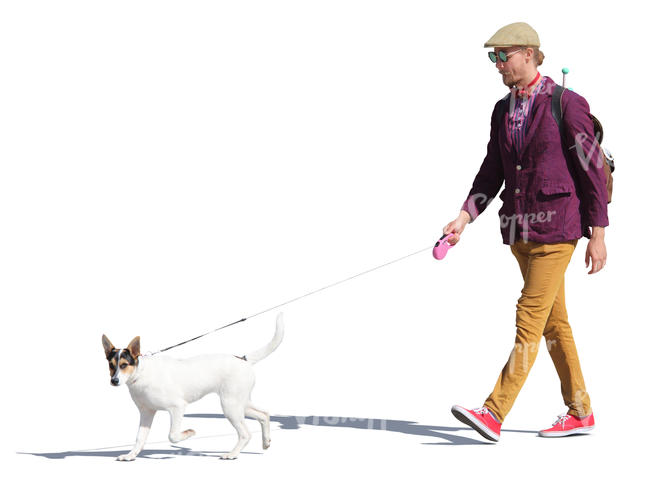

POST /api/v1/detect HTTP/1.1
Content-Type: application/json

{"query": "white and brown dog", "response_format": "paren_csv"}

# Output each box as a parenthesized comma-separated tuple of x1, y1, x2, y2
(101, 314, 284, 461)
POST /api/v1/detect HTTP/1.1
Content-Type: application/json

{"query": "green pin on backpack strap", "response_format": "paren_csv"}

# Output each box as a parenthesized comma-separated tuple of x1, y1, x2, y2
(562, 67, 569, 87)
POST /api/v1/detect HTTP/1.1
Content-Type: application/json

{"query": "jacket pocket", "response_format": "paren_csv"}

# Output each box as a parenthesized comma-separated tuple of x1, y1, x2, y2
(538, 181, 573, 200)
(530, 181, 574, 237)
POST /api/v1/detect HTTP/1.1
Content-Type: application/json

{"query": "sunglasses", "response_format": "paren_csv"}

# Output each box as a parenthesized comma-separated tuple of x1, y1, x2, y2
(488, 49, 523, 63)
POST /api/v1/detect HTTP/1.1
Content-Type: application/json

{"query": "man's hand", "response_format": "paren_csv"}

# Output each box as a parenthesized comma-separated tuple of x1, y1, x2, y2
(443, 210, 471, 245)
(585, 226, 607, 274)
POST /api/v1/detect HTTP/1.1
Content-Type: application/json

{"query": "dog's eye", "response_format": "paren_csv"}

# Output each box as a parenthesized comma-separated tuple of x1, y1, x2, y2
(109, 363, 115, 370)
(120, 363, 127, 369)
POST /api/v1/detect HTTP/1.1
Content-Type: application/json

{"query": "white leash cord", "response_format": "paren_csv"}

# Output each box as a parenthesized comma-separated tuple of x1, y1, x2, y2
(147, 243, 435, 356)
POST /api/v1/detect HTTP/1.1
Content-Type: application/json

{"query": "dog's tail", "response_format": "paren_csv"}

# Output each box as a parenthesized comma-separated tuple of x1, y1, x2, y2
(245, 313, 284, 365)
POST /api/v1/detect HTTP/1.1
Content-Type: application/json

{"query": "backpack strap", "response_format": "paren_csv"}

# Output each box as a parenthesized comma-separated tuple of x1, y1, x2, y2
(552, 84, 565, 138)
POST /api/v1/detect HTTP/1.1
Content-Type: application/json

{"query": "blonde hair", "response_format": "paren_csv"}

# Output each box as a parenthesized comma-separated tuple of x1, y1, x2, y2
(532, 47, 545, 66)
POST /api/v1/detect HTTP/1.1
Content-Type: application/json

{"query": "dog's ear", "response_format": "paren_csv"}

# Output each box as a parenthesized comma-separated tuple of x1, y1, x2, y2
(102, 334, 115, 359)
(127, 336, 140, 358)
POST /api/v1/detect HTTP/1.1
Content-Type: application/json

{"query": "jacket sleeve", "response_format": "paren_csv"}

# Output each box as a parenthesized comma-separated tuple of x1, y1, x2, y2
(562, 92, 609, 228)
(460, 101, 505, 222)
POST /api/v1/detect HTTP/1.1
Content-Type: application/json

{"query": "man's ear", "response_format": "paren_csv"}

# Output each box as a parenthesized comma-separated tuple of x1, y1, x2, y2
(102, 335, 115, 359)
(525, 46, 534, 61)
(127, 336, 140, 358)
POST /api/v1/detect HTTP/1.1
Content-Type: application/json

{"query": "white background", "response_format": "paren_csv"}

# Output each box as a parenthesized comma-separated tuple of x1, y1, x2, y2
(2, 1, 647, 475)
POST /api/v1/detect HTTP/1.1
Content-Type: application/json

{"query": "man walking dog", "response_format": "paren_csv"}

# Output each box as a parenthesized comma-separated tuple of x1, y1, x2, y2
(444, 22, 608, 441)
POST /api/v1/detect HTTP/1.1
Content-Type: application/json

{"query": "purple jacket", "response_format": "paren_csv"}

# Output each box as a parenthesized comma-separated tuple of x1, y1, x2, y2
(461, 76, 609, 245)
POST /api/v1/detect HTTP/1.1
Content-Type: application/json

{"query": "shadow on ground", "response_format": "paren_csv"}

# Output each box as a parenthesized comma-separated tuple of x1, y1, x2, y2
(18, 413, 538, 459)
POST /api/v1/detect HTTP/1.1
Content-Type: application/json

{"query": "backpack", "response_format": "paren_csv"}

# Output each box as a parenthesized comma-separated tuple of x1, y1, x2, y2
(551, 85, 615, 203)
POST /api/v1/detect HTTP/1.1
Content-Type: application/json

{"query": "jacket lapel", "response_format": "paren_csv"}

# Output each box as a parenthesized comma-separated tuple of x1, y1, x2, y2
(499, 93, 514, 156)
(518, 77, 556, 158)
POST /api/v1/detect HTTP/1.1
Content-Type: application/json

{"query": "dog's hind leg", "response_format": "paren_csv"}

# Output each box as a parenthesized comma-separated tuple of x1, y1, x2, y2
(117, 407, 156, 461)
(220, 398, 251, 460)
(245, 404, 271, 449)
(168, 405, 195, 443)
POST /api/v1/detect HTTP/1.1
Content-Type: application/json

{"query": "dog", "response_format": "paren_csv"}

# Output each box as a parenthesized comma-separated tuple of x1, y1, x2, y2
(101, 313, 284, 461)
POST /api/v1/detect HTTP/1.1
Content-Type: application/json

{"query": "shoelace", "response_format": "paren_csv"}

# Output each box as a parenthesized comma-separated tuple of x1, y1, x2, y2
(553, 414, 570, 426)
(473, 407, 490, 415)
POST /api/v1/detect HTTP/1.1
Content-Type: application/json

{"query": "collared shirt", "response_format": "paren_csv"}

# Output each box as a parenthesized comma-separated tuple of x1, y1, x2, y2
(507, 76, 547, 153)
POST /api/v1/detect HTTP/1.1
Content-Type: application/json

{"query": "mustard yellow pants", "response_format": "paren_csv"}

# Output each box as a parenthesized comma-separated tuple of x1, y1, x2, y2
(483, 239, 591, 423)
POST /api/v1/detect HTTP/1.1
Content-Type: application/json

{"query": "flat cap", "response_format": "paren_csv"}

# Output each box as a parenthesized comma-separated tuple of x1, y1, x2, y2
(484, 22, 540, 48)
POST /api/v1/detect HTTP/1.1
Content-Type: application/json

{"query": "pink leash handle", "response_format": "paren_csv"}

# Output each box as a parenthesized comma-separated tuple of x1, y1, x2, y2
(432, 233, 456, 260)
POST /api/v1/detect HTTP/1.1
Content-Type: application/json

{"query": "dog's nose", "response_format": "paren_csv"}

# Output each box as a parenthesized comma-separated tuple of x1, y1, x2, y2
(111, 378, 119, 386)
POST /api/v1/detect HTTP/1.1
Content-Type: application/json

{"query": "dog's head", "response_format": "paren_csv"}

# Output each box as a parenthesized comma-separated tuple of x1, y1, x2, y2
(101, 335, 140, 386)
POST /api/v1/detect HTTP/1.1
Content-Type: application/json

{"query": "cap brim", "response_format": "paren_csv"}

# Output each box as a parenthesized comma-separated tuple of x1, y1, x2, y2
(484, 42, 526, 48)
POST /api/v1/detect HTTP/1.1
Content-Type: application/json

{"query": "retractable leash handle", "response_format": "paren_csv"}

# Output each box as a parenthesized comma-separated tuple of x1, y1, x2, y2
(432, 233, 456, 260)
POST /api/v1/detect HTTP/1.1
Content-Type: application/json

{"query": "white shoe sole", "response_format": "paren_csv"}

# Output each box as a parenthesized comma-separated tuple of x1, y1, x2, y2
(538, 426, 594, 438)
(451, 405, 500, 442)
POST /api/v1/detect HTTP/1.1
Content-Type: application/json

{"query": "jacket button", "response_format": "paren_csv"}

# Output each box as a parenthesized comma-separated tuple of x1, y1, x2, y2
(515, 188, 521, 194)
(516, 165, 522, 170)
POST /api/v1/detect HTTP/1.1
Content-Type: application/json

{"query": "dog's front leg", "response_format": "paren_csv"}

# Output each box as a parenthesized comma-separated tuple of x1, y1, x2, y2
(117, 407, 156, 461)
(168, 405, 195, 443)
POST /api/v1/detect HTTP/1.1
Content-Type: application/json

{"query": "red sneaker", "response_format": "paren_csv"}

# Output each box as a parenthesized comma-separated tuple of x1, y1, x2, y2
(451, 405, 501, 442)
(538, 413, 595, 437)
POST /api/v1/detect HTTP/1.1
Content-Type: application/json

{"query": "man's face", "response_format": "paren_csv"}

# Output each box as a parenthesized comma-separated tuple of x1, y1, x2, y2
(494, 46, 529, 87)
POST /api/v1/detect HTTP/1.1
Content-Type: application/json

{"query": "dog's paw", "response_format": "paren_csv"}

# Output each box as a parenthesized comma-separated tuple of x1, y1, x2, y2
(169, 429, 196, 443)
(263, 438, 271, 450)
(116, 453, 136, 462)
(220, 452, 239, 460)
